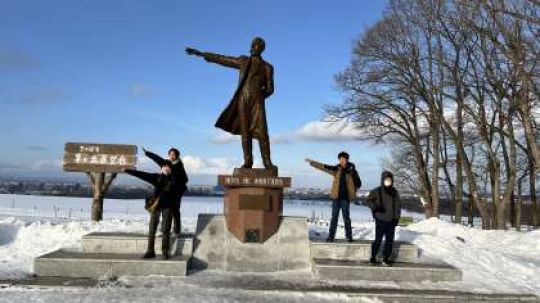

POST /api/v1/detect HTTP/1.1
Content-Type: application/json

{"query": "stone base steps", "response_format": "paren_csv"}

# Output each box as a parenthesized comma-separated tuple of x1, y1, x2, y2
(345, 290, 538, 302)
(3, 275, 537, 302)
(310, 239, 418, 263)
(312, 258, 462, 282)
(34, 250, 189, 278)
(82, 232, 194, 256)
(347, 289, 540, 303)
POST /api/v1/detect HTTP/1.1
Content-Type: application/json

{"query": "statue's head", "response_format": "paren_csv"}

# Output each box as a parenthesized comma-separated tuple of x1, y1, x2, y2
(250, 37, 265, 56)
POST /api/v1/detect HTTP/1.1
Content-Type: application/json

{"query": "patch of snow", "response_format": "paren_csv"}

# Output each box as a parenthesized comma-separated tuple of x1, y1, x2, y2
(0, 217, 147, 278)
(404, 218, 540, 295)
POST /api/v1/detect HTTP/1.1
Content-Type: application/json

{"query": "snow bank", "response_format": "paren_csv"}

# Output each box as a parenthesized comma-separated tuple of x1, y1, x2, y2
(402, 218, 540, 295)
(0, 217, 147, 278)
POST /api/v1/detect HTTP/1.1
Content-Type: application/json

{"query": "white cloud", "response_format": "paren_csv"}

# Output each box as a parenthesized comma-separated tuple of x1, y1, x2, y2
(211, 119, 365, 145)
(211, 131, 238, 144)
(32, 159, 63, 171)
(293, 120, 364, 141)
(182, 155, 236, 175)
(132, 153, 237, 176)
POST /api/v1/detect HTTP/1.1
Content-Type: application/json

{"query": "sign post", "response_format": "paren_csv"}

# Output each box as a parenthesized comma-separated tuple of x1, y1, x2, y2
(63, 142, 137, 221)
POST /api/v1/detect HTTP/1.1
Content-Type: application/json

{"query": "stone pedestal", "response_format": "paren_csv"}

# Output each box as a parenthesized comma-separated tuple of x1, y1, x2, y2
(218, 168, 291, 243)
(191, 214, 311, 272)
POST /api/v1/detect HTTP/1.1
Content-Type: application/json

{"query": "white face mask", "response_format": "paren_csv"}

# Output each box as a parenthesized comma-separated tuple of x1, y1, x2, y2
(384, 178, 392, 187)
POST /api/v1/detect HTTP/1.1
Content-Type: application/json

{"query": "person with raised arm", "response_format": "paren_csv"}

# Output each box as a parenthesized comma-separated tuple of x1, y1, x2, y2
(142, 147, 188, 237)
(305, 152, 361, 242)
(124, 161, 177, 259)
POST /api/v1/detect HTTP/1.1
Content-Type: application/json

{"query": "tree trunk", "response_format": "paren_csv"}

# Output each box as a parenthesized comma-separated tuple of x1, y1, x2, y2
(517, 179, 524, 232)
(91, 173, 105, 222)
(412, 137, 433, 217)
(456, 158, 464, 224)
(88, 172, 117, 222)
(530, 169, 538, 227)
(430, 121, 440, 217)
(441, 118, 490, 228)
(92, 196, 104, 222)
(519, 104, 540, 173)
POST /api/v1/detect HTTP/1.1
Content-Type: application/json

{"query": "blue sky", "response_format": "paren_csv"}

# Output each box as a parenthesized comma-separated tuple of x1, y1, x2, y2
(0, 0, 389, 188)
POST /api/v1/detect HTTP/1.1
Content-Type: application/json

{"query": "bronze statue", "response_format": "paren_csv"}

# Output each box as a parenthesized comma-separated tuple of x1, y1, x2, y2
(186, 37, 277, 172)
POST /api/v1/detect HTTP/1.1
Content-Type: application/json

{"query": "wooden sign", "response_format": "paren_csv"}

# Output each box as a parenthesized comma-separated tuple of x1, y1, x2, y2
(63, 142, 137, 173)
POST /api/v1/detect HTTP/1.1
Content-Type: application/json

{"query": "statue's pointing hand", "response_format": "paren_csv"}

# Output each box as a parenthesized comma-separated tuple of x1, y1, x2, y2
(185, 47, 202, 56)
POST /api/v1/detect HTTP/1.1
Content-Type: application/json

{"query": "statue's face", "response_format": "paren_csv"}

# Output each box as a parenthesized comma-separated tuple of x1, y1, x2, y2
(250, 39, 265, 56)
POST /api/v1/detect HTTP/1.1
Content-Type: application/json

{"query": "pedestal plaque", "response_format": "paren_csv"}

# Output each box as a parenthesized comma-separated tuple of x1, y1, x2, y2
(218, 168, 291, 243)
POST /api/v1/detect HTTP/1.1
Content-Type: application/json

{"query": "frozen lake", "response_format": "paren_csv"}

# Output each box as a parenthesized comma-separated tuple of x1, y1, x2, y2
(0, 194, 424, 226)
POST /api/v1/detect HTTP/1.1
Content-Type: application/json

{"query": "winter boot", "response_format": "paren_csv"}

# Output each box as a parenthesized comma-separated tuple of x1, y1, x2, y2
(142, 251, 156, 259)
(381, 258, 393, 267)
(162, 251, 171, 260)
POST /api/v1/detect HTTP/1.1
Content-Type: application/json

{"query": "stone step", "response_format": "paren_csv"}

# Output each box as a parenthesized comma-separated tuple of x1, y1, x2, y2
(345, 291, 539, 303)
(34, 250, 189, 278)
(310, 239, 418, 263)
(312, 258, 462, 282)
(82, 232, 194, 256)
(3, 276, 538, 302)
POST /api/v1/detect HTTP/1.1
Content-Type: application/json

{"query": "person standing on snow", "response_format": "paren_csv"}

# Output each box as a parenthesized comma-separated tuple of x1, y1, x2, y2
(305, 152, 362, 242)
(124, 162, 177, 259)
(366, 171, 401, 266)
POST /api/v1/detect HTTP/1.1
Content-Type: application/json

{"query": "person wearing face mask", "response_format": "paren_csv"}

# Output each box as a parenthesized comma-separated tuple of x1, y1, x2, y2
(124, 161, 177, 259)
(366, 171, 401, 266)
(305, 152, 362, 242)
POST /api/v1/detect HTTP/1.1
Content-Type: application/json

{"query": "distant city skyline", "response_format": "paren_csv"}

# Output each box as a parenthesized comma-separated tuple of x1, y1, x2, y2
(0, 0, 389, 188)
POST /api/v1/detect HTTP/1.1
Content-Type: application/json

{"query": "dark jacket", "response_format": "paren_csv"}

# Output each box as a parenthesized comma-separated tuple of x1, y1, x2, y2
(310, 161, 362, 201)
(367, 171, 401, 222)
(202, 53, 274, 140)
(125, 169, 177, 209)
(145, 150, 188, 194)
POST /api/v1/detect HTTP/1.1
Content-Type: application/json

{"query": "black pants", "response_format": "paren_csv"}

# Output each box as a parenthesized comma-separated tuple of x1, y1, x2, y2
(328, 199, 352, 240)
(148, 208, 173, 254)
(172, 195, 183, 234)
(371, 219, 396, 260)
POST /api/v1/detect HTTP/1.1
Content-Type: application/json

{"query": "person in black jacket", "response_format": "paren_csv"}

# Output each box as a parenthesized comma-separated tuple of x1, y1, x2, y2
(142, 147, 188, 237)
(366, 171, 401, 266)
(125, 161, 177, 259)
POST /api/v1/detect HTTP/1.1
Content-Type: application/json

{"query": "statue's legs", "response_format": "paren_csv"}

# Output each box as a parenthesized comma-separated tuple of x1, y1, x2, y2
(259, 136, 277, 172)
(239, 97, 254, 169)
(241, 135, 253, 168)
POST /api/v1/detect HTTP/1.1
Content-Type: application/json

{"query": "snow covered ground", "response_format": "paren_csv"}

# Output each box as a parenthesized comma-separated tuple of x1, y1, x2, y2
(0, 194, 539, 302)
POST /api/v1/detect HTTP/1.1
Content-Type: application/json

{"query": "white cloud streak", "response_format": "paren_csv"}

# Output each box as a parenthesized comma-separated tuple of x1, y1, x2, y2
(212, 119, 364, 145)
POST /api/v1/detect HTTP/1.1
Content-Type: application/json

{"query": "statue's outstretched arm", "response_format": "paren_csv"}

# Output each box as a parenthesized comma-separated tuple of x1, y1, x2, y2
(186, 47, 242, 69)
(201, 52, 242, 69)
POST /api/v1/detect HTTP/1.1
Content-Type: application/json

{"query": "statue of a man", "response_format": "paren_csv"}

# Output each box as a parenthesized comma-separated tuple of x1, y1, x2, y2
(186, 37, 277, 172)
